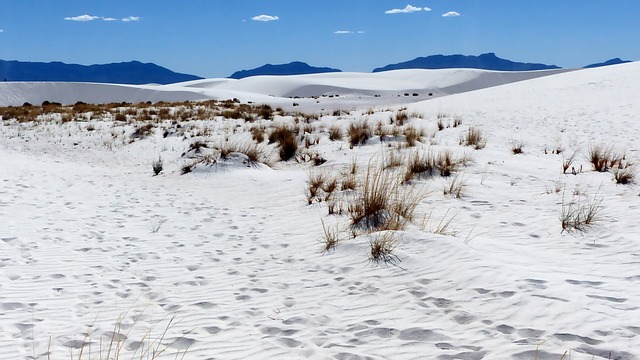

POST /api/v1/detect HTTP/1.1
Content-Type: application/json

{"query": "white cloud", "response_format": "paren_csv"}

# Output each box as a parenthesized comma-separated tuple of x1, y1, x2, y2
(442, 11, 461, 17)
(0, 29, 4, 33)
(122, 16, 140, 22)
(102, 17, 118, 22)
(252, 14, 279, 22)
(357, 31, 365, 34)
(334, 30, 352, 34)
(385, 5, 427, 14)
(64, 14, 100, 22)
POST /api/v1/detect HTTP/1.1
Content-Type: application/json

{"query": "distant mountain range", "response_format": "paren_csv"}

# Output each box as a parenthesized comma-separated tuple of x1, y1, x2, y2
(0, 60, 202, 85)
(1, 56, 633, 84)
(583, 58, 632, 69)
(373, 53, 561, 72)
(229, 61, 341, 79)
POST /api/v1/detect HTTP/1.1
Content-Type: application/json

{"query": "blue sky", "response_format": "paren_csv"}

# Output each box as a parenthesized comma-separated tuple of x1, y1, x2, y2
(0, 1, 638, 78)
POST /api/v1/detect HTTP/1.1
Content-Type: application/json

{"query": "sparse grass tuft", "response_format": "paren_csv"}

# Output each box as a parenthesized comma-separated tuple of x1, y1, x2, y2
(461, 126, 486, 150)
(320, 219, 340, 253)
(369, 232, 400, 266)
(562, 150, 578, 174)
(404, 126, 423, 147)
(348, 121, 371, 148)
(348, 163, 424, 231)
(588, 143, 615, 172)
(560, 189, 604, 233)
(404, 150, 436, 182)
(152, 156, 163, 176)
(443, 173, 466, 198)
(613, 164, 636, 184)
(328, 125, 343, 141)
(435, 150, 462, 177)
(511, 140, 524, 154)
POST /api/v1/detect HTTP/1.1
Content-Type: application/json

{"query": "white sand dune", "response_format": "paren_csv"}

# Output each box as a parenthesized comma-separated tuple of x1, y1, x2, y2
(0, 68, 570, 108)
(1, 63, 639, 359)
(0, 82, 209, 107)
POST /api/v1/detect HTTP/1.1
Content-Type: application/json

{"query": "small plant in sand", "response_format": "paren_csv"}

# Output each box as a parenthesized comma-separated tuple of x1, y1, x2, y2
(443, 173, 466, 198)
(421, 209, 457, 236)
(511, 139, 524, 154)
(131, 123, 156, 140)
(320, 219, 341, 253)
(348, 163, 424, 232)
(393, 111, 409, 126)
(348, 121, 371, 148)
(306, 172, 326, 204)
(152, 156, 163, 176)
(435, 149, 467, 177)
(404, 149, 436, 182)
(460, 126, 487, 150)
(588, 143, 616, 172)
(560, 189, 603, 233)
(404, 126, 423, 147)
(49, 311, 190, 360)
(562, 150, 578, 174)
(369, 232, 400, 266)
(613, 164, 636, 184)
(251, 126, 265, 143)
(328, 125, 343, 141)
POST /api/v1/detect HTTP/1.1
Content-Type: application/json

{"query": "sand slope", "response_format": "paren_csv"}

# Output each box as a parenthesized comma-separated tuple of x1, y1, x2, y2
(0, 63, 639, 359)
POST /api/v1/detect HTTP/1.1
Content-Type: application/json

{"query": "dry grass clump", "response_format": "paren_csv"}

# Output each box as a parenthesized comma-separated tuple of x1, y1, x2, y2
(369, 232, 400, 266)
(588, 144, 616, 172)
(218, 142, 267, 166)
(269, 125, 299, 161)
(404, 126, 423, 147)
(435, 149, 463, 177)
(560, 189, 604, 232)
(613, 164, 636, 184)
(404, 150, 436, 182)
(131, 123, 156, 140)
(347, 164, 424, 231)
(460, 126, 487, 150)
(511, 140, 524, 154)
(393, 111, 409, 126)
(328, 125, 343, 141)
(348, 121, 371, 148)
(251, 126, 265, 143)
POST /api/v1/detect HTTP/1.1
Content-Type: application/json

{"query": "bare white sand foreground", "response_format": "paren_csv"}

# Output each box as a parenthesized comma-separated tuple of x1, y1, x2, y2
(1, 64, 639, 359)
